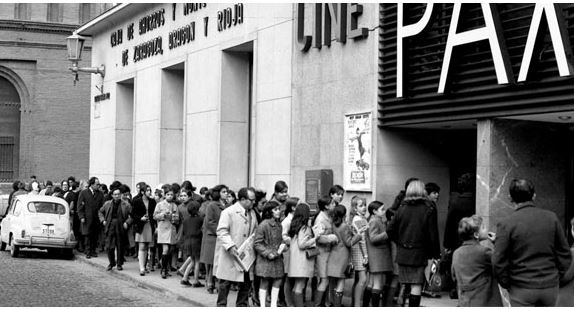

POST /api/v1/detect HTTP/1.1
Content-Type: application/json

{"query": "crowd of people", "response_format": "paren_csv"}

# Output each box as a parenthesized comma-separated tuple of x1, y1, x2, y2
(5, 175, 574, 307)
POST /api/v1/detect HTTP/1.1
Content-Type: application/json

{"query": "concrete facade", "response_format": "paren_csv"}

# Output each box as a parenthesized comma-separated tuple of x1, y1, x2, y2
(80, 4, 293, 195)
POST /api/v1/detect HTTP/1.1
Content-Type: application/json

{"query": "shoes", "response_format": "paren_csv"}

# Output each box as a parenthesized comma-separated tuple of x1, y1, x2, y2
(162, 271, 167, 279)
(192, 282, 205, 288)
(140, 271, 145, 276)
(177, 270, 184, 277)
(91, 252, 98, 258)
(106, 264, 114, 271)
(145, 268, 150, 274)
(117, 265, 123, 271)
(170, 266, 178, 272)
(207, 287, 215, 294)
(181, 280, 192, 286)
(86, 254, 91, 259)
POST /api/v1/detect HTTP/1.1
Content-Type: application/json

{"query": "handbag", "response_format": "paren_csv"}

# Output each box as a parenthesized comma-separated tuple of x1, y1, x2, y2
(426, 259, 443, 293)
(344, 262, 354, 278)
(305, 247, 320, 259)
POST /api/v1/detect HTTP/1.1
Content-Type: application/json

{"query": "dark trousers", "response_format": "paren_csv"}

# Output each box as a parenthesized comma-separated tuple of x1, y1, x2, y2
(106, 219, 125, 265)
(509, 285, 558, 307)
(84, 232, 99, 254)
(217, 273, 251, 307)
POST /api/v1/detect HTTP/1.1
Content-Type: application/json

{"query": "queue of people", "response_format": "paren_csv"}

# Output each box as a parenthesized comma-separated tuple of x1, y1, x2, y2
(6, 175, 574, 307)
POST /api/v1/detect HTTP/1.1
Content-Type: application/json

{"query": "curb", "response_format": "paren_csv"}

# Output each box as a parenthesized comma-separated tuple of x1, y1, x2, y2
(74, 254, 203, 307)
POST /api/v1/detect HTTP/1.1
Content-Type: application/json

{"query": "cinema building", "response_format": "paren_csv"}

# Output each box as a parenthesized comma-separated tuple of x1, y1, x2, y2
(78, 3, 573, 237)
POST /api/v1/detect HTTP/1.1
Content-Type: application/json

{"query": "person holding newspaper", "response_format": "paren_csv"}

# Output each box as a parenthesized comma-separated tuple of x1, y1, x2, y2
(214, 187, 259, 307)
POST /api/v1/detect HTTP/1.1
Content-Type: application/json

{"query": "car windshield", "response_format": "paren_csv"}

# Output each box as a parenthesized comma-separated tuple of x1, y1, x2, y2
(27, 202, 66, 215)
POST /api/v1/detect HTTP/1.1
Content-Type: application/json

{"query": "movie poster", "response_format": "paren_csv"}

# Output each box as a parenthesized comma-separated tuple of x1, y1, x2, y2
(344, 112, 372, 191)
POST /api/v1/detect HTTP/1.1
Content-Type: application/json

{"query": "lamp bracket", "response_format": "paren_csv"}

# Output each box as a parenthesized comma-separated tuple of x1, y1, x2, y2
(69, 62, 105, 85)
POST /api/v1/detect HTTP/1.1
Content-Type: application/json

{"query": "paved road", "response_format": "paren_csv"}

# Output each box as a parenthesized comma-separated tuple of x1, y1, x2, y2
(0, 247, 189, 307)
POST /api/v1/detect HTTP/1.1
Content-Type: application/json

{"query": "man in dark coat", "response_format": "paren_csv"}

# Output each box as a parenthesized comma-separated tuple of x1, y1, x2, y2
(99, 187, 132, 271)
(77, 177, 104, 258)
(443, 173, 475, 252)
(493, 179, 572, 306)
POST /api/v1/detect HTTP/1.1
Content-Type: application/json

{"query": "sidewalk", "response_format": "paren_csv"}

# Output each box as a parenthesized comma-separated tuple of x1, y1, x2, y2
(75, 251, 457, 307)
(75, 251, 222, 307)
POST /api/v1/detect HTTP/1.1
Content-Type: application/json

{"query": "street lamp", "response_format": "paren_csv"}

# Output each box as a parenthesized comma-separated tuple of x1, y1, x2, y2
(66, 32, 105, 84)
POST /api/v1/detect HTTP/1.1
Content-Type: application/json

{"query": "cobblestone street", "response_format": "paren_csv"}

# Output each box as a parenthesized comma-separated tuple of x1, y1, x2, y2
(0, 247, 190, 307)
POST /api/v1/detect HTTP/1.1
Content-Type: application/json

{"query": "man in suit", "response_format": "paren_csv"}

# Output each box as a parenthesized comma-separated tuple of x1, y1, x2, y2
(78, 177, 105, 258)
(215, 187, 259, 307)
(99, 187, 132, 271)
(493, 179, 572, 306)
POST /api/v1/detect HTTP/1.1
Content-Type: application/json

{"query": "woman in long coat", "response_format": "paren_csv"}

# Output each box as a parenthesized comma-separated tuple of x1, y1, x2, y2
(287, 203, 318, 307)
(254, 201, 287, 307)
(199, 184, 228, 293)
(327, 205, 362, 306)
(312, 196, 338, 306)
(153, 185, 180, 279)
(387, 180, 440, 307)
(132, 184, 157, 275)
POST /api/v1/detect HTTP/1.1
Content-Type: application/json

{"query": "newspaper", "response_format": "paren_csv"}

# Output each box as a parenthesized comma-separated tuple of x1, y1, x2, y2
(233, 233, 256, 272)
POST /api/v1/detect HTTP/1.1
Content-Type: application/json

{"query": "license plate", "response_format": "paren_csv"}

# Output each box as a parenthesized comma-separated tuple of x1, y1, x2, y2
(42, 226, 55, 236)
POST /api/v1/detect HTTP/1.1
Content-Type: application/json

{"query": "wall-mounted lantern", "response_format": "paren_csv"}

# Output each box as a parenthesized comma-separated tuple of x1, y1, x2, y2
(66, 32, 105, 84)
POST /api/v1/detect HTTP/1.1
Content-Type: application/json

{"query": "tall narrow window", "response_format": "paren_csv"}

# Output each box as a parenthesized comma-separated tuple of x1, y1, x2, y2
(47, 4, 63, 23)
(79, 3, 92, 24)
(14, 3, 31, 20)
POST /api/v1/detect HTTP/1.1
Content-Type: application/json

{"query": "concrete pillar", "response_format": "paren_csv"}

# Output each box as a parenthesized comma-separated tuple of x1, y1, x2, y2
(476, 118, 568, 232)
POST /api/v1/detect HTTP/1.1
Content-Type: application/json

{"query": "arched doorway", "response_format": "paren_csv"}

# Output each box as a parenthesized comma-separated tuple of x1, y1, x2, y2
(0, 75, 20, 181)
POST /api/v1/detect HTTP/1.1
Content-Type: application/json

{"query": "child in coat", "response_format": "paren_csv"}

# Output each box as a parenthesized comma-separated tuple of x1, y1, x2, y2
(451, 215, 502, 307)
(254, 201, 288, 307)
(327, 205, 363, 306)
(179, 200, 204, 287)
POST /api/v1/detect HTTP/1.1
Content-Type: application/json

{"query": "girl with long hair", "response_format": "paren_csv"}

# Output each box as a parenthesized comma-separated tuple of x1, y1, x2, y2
(327, 205, 363, 306)
(199, 184, 229, 293)
(287, 202, 319, 307)
(132, 183, 157, 276)
(153, 185, 180, 279)
(349, 196, 369, 307)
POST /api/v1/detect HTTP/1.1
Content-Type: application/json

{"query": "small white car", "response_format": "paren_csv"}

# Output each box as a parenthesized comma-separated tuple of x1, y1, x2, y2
(0, 194, 76, 258)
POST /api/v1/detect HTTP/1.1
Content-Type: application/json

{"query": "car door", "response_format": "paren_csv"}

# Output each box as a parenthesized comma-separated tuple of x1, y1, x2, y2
(0, 200, 15, 243)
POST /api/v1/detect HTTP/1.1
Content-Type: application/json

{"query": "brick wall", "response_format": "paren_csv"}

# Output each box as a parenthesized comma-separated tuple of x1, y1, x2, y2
(0, 3, 112, 183)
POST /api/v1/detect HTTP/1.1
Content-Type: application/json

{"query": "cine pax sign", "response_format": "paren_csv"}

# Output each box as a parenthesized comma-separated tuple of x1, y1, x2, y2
(396, 3, 574, 98)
